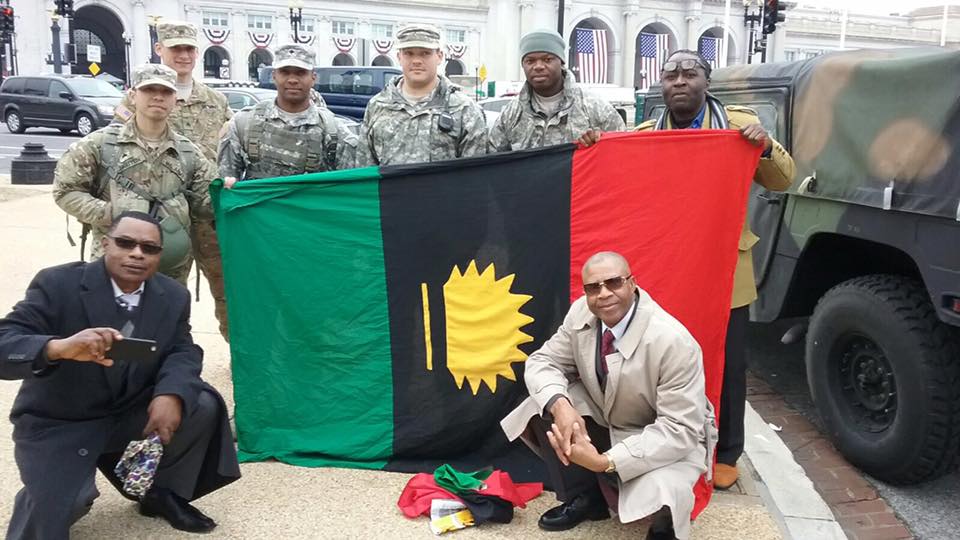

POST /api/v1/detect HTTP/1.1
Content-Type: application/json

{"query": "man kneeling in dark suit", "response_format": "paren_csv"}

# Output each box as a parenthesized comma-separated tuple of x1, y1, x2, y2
(0, 211, 240, 538)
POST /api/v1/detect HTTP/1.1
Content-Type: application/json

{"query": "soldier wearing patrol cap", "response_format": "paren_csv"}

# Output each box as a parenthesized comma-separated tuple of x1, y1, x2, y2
(114, 20, 234, 340)
(636, 49, 796, 495)
(54, 63, 218, 287)
(356, 24, 486, 166)
(218, 44, 357, 185)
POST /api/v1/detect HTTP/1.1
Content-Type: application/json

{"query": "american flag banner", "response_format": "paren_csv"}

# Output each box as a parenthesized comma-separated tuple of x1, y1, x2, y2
(203, 28, 230, 45)
(699, 36, 723, 70)
(333, 37, 357, 53)
(639, 32, 669, 90)
(373, 39, 393, 55)
(575, 28, 607, 84)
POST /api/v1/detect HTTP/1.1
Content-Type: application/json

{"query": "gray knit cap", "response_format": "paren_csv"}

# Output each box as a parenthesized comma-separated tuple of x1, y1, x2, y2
(519, 29, 566, 61)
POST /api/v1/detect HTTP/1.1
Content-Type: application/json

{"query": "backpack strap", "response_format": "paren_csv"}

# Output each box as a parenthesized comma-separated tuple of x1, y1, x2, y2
(77, 125, 122, 259)
(315, 108, 339, 171)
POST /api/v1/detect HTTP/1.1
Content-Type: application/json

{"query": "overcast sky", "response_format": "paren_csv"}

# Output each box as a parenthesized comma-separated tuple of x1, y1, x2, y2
(798, 0, 957, 15)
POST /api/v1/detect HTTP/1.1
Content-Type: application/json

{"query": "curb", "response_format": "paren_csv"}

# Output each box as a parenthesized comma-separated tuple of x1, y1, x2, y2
(743, 401, 847, 540)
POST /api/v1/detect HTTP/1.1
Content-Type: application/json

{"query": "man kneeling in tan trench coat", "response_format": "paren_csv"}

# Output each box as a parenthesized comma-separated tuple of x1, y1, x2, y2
(501, 252, 717, 540)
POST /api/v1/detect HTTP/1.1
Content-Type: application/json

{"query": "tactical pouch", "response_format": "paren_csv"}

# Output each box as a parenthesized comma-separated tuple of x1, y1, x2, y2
(157, 213, 192, 274)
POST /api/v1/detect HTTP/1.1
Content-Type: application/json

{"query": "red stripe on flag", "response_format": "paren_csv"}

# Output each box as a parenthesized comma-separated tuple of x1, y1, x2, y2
(568, 130, 762, 517)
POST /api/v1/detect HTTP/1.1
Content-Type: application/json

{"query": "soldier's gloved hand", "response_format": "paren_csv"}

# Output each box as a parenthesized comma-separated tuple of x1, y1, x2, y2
(224, 176, 238, 190)
(739, 123, 773, 153)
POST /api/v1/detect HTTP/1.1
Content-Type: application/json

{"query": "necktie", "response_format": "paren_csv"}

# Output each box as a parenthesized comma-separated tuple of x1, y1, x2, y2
(599, 329, 615, 379)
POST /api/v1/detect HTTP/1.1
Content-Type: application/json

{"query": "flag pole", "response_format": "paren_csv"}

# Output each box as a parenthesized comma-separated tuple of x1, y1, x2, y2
(839, 6, 848, 50)
(941, 3, 949, 47)
(722, 0, 732, 67)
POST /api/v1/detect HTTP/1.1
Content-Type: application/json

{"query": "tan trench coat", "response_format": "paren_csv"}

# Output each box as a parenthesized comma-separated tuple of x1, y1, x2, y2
(501, 290, 717, 539)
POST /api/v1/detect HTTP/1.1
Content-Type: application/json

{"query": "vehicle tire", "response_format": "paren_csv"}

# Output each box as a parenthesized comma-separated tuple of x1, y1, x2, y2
(807, 274, 960, 485)
(6, 110, 24, 133)
(75, 113, 94, 136)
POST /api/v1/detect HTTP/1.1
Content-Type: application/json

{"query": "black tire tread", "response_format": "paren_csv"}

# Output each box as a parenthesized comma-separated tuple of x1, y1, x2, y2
(811, 274, 960, 484)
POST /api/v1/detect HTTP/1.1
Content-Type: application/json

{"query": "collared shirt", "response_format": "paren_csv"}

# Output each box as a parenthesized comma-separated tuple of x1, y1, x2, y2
(601, 297, 638, 346)
(111, 278, 145, 309)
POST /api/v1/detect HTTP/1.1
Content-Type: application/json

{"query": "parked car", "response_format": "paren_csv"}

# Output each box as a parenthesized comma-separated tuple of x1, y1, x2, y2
(215, 86, 359, 135)
(258, 66, 401, 120)
(477, 96, 515, 125)
(0, 75, 123, 135)
(642, 47, 960, 485)
(202, 78, 258, 89)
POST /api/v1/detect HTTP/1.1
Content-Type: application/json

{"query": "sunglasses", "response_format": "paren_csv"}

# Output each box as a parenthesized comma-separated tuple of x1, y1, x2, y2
(583, 275, 632, 296)
(662, 59, 708, 73)
(109, 236, 163, 255)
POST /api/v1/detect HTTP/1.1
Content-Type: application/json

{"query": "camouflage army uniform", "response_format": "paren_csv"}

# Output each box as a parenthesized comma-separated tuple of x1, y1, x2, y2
(488, 70, 625, 152)
(356, 75, 487, 166)
(218, 99, 357, 180)
(53, 120, 217, 285)
(115, 68, 233, 340)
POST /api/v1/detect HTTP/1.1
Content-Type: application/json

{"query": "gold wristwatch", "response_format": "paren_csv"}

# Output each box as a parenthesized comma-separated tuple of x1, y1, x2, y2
(603, 453, 616, 473)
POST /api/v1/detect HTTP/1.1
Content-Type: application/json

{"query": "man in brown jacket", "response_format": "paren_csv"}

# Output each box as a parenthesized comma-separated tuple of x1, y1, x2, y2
(636, 49, 795, 488)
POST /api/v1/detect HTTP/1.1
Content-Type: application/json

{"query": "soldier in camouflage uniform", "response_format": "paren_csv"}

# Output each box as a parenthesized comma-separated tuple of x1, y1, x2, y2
(219, 44, 356, 183)
(488, 29, 624, 152)
(115, 21, 233, 340)
(54, 64, 218, 286)
(356, 24, 486, 166)
(636, 49, 795, 492)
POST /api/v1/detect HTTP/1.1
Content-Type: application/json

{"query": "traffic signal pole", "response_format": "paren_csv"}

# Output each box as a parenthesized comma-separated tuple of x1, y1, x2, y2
(51, 16, 62, 74)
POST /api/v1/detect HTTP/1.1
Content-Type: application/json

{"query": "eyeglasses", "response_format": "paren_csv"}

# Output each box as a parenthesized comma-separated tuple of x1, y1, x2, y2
(583, 275, 632, 296)
(109, 236, 163, 255)
(662, 59, 708, 73)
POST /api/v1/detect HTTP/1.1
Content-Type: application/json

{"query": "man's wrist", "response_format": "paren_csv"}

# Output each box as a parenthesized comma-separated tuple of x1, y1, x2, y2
(602, 452, 616, 474)
(44, 339, 62, 361)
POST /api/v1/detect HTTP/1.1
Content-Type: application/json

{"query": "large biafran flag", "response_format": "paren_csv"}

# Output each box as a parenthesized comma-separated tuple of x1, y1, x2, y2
(213, 131, 760, 513)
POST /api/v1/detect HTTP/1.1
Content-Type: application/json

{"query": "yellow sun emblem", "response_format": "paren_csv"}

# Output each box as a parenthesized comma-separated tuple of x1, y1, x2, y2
(421, 260, 535, 395)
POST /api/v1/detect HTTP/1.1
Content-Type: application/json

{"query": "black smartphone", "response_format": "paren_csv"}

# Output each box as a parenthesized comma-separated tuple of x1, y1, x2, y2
(109, 337, 159, 362)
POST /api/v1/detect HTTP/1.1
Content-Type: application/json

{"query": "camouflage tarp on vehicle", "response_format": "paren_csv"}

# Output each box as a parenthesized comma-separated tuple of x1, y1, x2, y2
(714, 48, 960, 221)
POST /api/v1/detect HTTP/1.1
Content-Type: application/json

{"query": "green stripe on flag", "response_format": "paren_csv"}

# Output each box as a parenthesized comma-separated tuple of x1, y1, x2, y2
(213, 169, 393, 468)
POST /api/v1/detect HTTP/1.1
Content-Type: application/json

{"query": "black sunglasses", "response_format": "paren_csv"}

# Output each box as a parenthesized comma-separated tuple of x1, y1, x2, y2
(583, 275, 632, 296)
(109, 236, 163, 255)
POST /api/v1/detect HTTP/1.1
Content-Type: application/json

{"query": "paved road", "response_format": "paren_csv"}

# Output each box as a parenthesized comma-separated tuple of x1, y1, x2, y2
(0, 125, 77, 174)
(747, 318, 960, 540)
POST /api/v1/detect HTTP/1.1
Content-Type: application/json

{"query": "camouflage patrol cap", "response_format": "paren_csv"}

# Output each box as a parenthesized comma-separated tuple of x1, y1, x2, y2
(274, 44, 316, 70)
(396, 24, 441, 50)
(156, 20, 199, 48)
(132, 63, 178, 91)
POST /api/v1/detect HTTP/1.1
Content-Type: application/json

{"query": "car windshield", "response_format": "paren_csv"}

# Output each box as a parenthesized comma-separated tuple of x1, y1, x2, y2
(66, 78, 123, 98)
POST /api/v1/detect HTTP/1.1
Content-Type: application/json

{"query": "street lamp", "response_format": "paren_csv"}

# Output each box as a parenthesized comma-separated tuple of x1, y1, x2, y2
(147, 14, 162, 63)
(49, 11, 62, 74)
(289, 0, 304, 43)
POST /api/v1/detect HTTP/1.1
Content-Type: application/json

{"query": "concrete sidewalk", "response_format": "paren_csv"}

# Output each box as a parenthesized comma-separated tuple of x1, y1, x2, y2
(0, 181, 837, 539)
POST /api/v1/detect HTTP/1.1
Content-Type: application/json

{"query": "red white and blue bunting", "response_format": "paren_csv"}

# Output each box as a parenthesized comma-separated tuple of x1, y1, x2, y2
(248, 32, 274, 49)
(292, 33, 317, 47)
(203, 28, 231, 45)
(446, 44, 467, 59)
(333, 37, 356, 53)
(373, 39, 393, 55)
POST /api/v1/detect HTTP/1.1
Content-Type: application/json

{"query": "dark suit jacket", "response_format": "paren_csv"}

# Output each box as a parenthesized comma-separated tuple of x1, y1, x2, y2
(0, 260, 239, 533)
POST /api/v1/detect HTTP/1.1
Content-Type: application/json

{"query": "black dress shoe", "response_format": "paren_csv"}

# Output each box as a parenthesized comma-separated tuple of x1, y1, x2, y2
(645, 526, 678, 540)
(538, 491, 609, 531)
(139, 488, 217, 533)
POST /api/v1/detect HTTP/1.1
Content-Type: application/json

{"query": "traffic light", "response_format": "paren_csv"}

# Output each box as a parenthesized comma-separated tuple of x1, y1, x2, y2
(762, 0, 787, 35)
(0, 7, 14, 36)
(55, 0, 74, 18)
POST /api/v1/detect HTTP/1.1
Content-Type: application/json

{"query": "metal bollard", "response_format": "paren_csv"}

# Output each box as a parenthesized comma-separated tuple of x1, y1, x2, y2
(11, 143, 58, 185)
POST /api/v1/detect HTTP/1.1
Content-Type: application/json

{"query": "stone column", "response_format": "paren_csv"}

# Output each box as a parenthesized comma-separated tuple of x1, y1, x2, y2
(131, 0, 148, 67)
(622, 8, 640, 89)
(316, 15, 332, 66)
(231, 10, 246, 80)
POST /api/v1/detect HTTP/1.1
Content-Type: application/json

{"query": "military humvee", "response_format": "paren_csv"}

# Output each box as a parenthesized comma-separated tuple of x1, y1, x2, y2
(643, 48, 960, 485)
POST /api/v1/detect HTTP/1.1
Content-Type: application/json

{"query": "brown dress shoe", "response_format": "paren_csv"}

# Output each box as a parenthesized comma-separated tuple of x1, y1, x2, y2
(713, 463, 739, 489)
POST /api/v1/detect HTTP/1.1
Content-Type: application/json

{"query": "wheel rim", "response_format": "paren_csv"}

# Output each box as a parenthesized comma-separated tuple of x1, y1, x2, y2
(7, 113, 19, 131)
(836, 334, 897, 433)
(77, 116, 92, 135)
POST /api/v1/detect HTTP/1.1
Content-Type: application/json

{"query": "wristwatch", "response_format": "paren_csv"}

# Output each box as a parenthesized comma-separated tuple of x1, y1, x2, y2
(603, 453, 616, 474)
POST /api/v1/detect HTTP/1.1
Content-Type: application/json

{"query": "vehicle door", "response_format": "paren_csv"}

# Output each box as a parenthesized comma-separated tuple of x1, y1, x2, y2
(47, 79, 75, 127)
(0, 78, 25, 114)
(21, 78, 51, 123)
(711, 87, 792, 293)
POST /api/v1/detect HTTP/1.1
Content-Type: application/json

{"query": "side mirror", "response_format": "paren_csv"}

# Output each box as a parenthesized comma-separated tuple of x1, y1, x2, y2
(58, 91, 74, 100)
